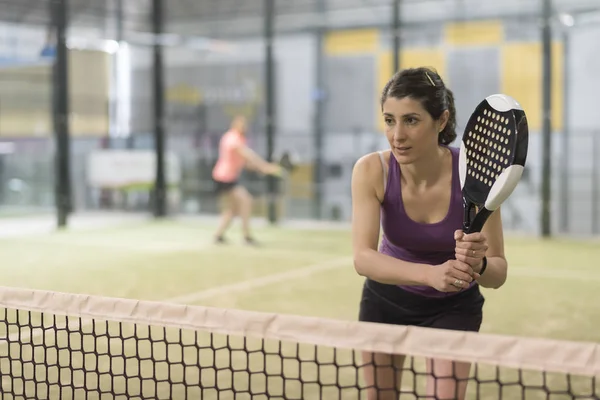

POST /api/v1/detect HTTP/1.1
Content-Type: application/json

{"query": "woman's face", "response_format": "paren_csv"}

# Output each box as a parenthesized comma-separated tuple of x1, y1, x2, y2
(382, 96, 447, 164)
(232, 116, 247, 135)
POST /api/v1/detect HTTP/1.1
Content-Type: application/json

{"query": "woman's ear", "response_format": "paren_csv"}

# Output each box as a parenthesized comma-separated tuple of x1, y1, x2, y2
(438, 109, 450, 132)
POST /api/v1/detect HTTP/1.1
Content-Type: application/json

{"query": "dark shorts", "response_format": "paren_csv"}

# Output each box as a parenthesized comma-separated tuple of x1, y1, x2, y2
(213, 179, 238, 194)
(358, 279, 485, 332)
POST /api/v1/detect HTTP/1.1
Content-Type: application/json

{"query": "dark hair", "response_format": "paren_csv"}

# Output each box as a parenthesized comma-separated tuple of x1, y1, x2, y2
(380, 67, 456, 145)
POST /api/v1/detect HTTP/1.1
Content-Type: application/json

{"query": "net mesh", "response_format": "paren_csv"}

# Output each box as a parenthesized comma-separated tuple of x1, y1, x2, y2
(0, 286, 598, 400)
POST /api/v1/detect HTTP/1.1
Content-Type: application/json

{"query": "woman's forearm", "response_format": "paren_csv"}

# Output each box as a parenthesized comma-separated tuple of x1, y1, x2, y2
(476, 256, 507, 289)
(354, 248, 431, 286)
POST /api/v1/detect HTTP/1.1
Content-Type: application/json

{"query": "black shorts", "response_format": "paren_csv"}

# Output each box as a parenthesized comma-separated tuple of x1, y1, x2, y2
(358, 279, 484, 332)
(213, 179, 238, 194)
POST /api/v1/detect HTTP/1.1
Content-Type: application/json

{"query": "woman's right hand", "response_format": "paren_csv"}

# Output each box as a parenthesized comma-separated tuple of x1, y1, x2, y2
(263, 163, 282, 176)
(426, 260, 480, 293)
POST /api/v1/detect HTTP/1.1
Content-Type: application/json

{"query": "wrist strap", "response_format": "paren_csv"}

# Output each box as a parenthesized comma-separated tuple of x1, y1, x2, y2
(479, 256, 488, 275)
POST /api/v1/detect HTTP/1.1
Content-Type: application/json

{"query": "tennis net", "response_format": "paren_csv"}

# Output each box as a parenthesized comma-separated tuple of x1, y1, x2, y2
(0, 286, 598, 399)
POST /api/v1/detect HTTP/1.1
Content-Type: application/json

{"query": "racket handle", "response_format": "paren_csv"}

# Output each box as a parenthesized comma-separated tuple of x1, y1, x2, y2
(464, 208, 493, 233)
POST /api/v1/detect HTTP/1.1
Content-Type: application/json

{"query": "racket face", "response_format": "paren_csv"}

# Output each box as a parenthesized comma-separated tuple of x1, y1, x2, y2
(279, 151, 296, 172)
(458, 94, 528, 211)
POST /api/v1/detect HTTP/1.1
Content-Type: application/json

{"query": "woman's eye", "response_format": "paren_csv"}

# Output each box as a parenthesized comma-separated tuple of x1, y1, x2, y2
(405, 118, 417, 125)
(385, 118, 394, 125)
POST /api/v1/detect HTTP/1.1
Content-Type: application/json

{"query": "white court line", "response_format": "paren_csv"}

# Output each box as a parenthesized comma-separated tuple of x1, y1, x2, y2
(166, 256, 352, 304)
(20, 237, 212, 253)
(21, 236, 344, 258)
(0, 213, 149, 239)
(509, 267, 600, 282)
(1, 260, 596, 345)
(0, 256, 352, 344)
(160, 262, 600, 305)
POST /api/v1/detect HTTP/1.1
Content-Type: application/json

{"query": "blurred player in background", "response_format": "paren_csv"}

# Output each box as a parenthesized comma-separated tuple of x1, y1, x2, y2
(351, 68, 507, 399)
(212, 116, 281, 245)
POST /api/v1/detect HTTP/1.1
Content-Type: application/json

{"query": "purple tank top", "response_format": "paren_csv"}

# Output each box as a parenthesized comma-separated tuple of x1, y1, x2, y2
(379, 146, 476, 298)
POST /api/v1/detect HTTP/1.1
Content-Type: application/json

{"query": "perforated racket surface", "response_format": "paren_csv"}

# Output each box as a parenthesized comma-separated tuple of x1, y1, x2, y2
(458, 94, 529, 233)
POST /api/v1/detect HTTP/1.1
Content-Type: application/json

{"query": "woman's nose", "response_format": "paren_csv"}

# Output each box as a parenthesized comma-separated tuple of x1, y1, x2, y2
(392, 125, 406, 141)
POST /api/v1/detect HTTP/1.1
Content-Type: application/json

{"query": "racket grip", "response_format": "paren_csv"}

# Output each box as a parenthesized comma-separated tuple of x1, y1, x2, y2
(464, 208, 493, 233)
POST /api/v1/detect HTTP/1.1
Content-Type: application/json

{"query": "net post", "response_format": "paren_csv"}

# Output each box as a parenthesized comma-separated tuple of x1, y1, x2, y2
(540, 0, 553, 237)
(152, 0, 167, 218)
(264, 0, 277, 224)
(50, 0, 72, 229)
(313, 0, 326, 220)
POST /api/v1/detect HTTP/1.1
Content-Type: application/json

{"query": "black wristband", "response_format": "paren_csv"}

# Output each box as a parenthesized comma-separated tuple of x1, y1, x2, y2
(479, 256, 488, 275)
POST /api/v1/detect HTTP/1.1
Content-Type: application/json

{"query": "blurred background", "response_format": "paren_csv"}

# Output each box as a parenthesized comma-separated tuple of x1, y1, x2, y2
(0, 0, 598, 237)
(0, 2, 600, 398)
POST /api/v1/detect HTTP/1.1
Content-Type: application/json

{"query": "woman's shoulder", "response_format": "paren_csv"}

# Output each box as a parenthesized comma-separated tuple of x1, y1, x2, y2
(353, 150, 390, 175)
(352, 150, 390, 201)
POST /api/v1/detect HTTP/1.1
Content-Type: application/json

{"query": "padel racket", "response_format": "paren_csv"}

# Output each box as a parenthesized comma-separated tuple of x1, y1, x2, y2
(266, 151, 297, 178)
(278, 151, 297, 173)
(458, 94, 529, 233)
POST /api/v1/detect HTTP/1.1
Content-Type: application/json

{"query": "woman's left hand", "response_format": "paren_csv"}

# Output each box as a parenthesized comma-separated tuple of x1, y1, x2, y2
(454, 229, 488, 273)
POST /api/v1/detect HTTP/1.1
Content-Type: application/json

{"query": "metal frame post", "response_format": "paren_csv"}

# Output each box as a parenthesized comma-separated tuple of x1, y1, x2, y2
(592, 132, 599, 235)
(392, 0, 401, 73)
(264, 0, 277, 224)
(540, 0, 553, 237)
(313, 0, 326, 220)
(559, 29, 570, 234)
(51, 0, 71, 228)
(152, 0, 167, 217)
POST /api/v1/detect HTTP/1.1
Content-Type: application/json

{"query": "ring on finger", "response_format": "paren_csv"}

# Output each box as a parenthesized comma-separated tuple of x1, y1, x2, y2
(471, 250, 476, 257)
(453, 279, 463, 287)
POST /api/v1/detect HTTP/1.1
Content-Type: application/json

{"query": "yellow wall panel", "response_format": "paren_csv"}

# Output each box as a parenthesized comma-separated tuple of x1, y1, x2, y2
(0, 49, 109, 138)
(71, 115, 110, 137)
(501, 43, 540, 130)
(402, 49, 446, 77)
(69, 49, 110, 136)
(0, 112, 108, 138)
(324, 29, 379, 55)
(377, 51, 392, 109)
(288, 164, 314, 199)
(167, 84, 202, 105)
(376, 48, 446, 131)
(445, 20, 503, 46)
(0, 112, 50, 138)
(501, 41, 563, 131)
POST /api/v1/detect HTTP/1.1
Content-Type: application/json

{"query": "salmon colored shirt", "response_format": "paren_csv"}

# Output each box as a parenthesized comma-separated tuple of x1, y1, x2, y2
(212, 129, 246, 183)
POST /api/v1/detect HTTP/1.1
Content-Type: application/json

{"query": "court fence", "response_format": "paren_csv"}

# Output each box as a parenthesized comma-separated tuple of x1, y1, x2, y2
(0, 128, 598, 237)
